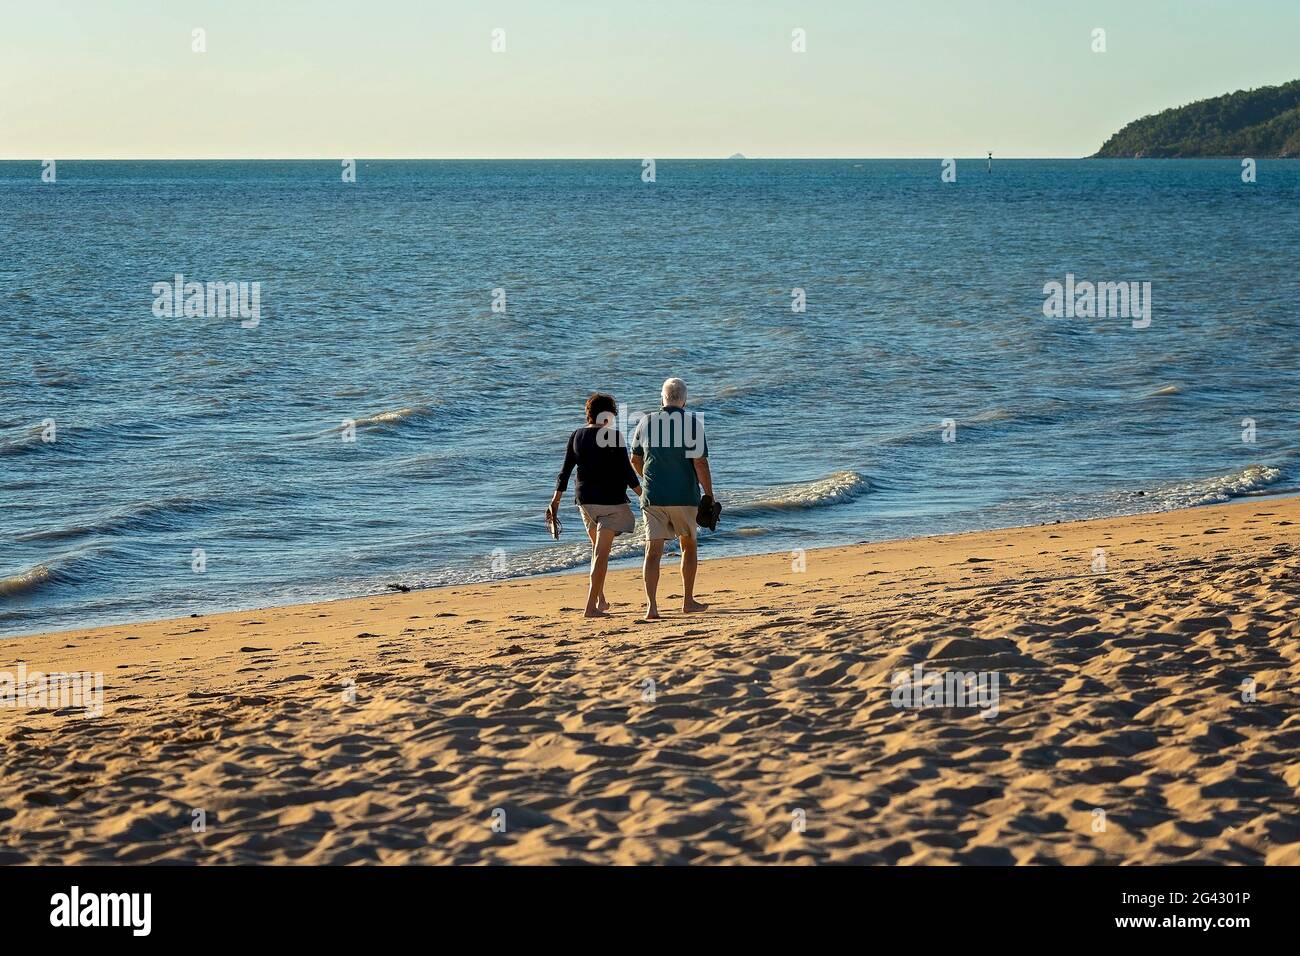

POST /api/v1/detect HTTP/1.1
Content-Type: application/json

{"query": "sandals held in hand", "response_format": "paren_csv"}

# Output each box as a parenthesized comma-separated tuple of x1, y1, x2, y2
(696, 494, 722, 531)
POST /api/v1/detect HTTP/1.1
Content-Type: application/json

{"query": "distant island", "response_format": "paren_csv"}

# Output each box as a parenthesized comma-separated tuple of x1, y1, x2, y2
(727, 153, 747, 160)
(1094, 79, 1300, 157)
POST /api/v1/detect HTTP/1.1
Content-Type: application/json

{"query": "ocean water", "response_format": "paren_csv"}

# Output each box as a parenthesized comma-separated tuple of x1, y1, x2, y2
(2, 159, 1297, 637)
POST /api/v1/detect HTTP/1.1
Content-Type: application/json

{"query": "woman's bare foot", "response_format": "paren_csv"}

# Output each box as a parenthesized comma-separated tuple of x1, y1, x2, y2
(682, 599, 708, 613)
(643, 606, 661, 621)
(595, 595, 610, 612)
(584, 606, 609, 618)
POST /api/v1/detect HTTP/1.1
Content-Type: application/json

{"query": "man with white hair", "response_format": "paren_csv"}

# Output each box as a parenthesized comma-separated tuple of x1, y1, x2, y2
(630, 377, 715, 620)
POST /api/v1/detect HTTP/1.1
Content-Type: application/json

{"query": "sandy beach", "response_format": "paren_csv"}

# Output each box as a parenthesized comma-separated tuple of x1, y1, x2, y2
(2, 496, 1298, 865)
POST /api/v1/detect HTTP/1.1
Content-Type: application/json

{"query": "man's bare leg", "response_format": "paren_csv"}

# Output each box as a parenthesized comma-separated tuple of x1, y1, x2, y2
(585, 522, 609, 611)
(643, 538, 664, 620)
(585, 527, 617, 618)
(680, 534, 707, 612)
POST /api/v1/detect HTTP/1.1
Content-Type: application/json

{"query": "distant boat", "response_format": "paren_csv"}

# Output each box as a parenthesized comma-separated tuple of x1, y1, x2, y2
(728, 152, 747, 160)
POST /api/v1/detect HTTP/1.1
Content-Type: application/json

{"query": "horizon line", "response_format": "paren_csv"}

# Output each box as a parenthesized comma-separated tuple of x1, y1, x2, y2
(5, 154, 1110, 162)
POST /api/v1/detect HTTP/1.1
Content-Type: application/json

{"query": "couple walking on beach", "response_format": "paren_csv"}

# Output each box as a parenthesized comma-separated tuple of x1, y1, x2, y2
(548, 377, 717, 620)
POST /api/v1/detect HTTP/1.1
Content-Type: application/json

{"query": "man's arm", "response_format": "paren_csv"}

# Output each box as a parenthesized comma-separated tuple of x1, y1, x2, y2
(693, 457, 714, 498)
(628, 418, 649, 496)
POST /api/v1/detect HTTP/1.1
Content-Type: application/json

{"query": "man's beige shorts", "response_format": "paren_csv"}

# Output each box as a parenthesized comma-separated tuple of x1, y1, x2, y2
(642, 504, 697, 542)
(578, 502, 636, 536)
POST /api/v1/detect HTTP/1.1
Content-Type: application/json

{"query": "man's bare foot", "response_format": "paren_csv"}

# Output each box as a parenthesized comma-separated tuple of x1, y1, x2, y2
(643, 607, 661, 621)
(595, 596, 610, 612)
(682, 599, 708, 613)
(584, 607, 609, 618)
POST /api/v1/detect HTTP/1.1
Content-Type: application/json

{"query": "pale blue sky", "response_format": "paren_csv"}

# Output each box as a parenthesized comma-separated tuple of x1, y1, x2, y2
(3, 0, 1297, 157)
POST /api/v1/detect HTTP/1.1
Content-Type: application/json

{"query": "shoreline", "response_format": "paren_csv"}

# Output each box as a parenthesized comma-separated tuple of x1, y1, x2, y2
(9, 488, 1297, 642)
(3, 494, 1298, 863)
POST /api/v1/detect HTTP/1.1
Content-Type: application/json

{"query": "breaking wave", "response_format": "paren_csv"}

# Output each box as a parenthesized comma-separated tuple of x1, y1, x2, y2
(1148, 463, 1283, 509)
(0, 564, 58, 598)
(0, 425, 52, 457)
(321, 404, 440, 436)
(728, 470, 869, 516)
(14, 495, 224, 543)
(386, 470, 870, 590)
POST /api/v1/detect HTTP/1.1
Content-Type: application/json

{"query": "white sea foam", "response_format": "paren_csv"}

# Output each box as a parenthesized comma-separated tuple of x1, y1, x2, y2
(1149, 463, 1283, 509)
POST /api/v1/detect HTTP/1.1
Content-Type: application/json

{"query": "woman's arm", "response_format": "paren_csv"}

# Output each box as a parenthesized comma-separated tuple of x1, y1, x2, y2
(621, 446, 642, 497)
(551, 432, 577, 513)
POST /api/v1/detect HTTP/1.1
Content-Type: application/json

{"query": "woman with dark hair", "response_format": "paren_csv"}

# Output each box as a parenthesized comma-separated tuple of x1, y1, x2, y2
(548, 392, 642, 617)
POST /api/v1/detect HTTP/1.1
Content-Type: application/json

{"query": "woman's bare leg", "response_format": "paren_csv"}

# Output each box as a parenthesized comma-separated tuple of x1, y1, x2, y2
(585, 527, 617, 617)
(585, 521, 609, 610)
